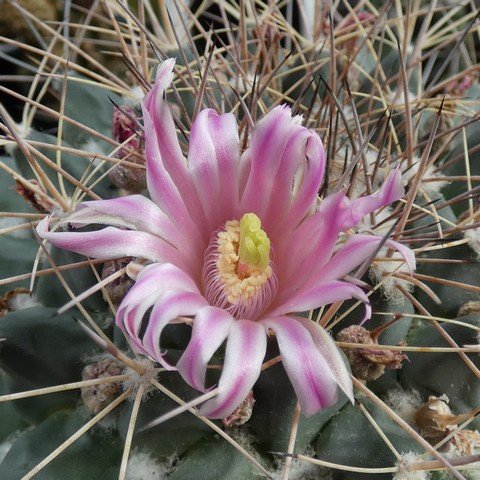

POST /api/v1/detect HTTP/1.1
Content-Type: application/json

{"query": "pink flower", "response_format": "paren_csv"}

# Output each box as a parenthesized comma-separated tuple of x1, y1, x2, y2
(37, 59, 415, 419)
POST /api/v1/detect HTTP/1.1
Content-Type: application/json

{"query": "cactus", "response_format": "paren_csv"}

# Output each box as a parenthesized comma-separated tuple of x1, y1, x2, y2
(1, 1, 480, 479)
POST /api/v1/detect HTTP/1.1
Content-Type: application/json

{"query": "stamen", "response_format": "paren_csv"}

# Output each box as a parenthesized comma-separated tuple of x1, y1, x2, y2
(202, 215, 277, 320)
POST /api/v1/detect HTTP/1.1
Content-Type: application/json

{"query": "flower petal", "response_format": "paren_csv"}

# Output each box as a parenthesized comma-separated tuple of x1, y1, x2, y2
(268, 280, 371, 322)
(318, 233, 416, 283)
(69, 195, 189, 251)
(276, 190, 348, 296)
(341, 169, 404, 230)
(260, 316, 338, 416)
(116, 263, 204, 354)
(277, 170, 405, 299)
(142, 107, 204, 244)
(36, 217, 191, 272)
(240, 105, 307, 218)
(143, 60, 208, 240)
(268, 130, 326, 234)
(293, 316, 353, 403)
(177, 306, 234, 392)
(188, 109, 240, 230)
(141, 290, 208, 369)
(198, 320, 266, 419)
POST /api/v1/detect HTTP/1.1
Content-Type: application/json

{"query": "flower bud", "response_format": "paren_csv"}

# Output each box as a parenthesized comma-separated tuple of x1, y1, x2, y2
(109, 106, 146, 192)
(81, 358, 124, 415)
(101, 257, 135, 305)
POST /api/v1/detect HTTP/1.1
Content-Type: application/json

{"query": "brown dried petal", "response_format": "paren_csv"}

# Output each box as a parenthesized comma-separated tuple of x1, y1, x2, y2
(337, 325, 407, 381)
(415, 395, 458, 440)
(458, 301, 480, 317)
(0, 288, 30, 318)
(112, 107, 143, 157)
(360, 344, 407, 370)
(446, 429, 480, 456)
(15, 180, 56, 213)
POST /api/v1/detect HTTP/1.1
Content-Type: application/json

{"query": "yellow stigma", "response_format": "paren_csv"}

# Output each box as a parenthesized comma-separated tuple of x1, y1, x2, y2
(238, 213, 270, 271)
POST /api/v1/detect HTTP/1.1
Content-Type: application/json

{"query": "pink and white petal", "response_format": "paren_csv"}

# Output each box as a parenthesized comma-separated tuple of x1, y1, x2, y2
(276, 171, 405, 299)
(261, 316, 338, 416)
(341, 169, 404, 230)
(119, 262, 201, 313)
(268, 280, 371, 322)
(69, 195, 189, 251)
(212, 114, 241, 221)
(198, 320, 266, 419)
(316, 233, 416, 283)
(177, 306, 234, 392)
(272, 132, 326, 235)
(116, 263, 201, 344)
(121, 290, 162, 354)
(292, 316, 354, 403)
(143, 60, 208, 239)
(262, 128, 318, 234)
(274, 191, 349, 301)
(240, 105, 305, 218)
(141, 290, 208, 369)
(36, 218, 192, 273)
(144, 59, 176, 112)
(142, 108, 204, 244)
(188, 109, 240, 229)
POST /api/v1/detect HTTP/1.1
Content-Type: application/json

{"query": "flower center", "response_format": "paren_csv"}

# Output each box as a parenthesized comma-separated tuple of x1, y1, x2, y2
(203, 213, 278, 319)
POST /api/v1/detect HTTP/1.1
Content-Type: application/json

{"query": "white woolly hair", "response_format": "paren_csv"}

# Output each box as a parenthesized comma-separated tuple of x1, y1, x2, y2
(80, 138, 109, 168)
(384, 386, 423, 427)
(394, 452, 430, 480)
(126, 451, 177, 480)
(122, 357, 158, 400)
(0, 217, 32, 239)
(401, 159, 450, 194)
(465, 227, 480, 259)
(387, 88, 418, 106)
(3, 121, 30, 156)
(123, 85, 145, 106)
(271, 447, 332, 480)
(7, 292, 42, 311)
(369, 246, 414, 303)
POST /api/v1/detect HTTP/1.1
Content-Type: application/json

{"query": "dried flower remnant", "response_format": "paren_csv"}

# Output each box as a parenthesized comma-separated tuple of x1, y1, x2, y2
(394, 453, 429, 480)
(81, 357, 124, 415)
(337, 325, 407, 381)
(337, 12, 376, 58)
(414, 395, 480, 442)
(444, 429, 480, 456)
(222, 391, 255, 428)
(15, 179, 56, 213)
(446, 74, 476, 97)
(457, 301, 480, 317)
(38, 59, 415, 419)
(415, 395, 456, 441)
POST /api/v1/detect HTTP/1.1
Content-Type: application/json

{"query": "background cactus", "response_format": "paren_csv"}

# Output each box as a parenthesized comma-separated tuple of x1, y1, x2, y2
(1, 1, 480, 479)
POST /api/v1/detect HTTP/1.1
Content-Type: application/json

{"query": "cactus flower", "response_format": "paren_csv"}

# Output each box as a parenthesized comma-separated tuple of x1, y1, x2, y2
(37, 59, 415, 419)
